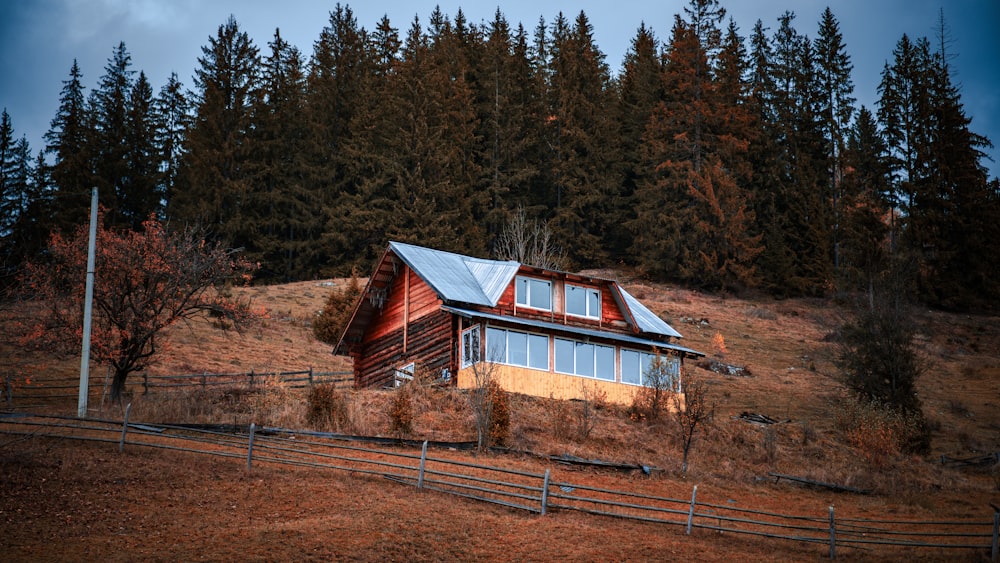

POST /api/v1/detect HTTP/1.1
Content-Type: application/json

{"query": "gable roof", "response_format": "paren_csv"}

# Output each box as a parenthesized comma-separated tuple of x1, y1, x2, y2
(389, 241, 519, 307)
(337, 242, 690, 353)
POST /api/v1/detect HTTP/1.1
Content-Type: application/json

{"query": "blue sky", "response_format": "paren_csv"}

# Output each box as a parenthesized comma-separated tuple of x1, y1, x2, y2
(1, 0, 997, 178)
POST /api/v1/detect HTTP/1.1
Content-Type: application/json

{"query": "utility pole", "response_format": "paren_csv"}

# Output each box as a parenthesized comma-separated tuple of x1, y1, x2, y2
(78, 187, 97, 418)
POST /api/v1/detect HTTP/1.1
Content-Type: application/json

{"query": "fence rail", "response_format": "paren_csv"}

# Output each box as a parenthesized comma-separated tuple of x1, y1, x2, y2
(2, 368, 353, 405)
(0, 413, 996, 561)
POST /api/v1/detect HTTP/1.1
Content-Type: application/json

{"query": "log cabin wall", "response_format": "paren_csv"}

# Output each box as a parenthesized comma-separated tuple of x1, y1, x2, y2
(353, 265, 455, 387)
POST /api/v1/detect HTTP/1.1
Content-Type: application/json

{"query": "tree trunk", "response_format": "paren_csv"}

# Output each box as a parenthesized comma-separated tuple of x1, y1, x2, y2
(110, 368, 129, 403)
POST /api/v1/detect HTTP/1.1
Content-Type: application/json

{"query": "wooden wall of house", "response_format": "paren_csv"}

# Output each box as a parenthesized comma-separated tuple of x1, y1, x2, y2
(353, 266, 455, 387)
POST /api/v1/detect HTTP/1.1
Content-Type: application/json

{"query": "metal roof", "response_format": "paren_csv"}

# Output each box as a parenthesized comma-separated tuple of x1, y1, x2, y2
(389, 241, 519, 307)
(619, 287, 683, 338)
(442, 306, 704, 357)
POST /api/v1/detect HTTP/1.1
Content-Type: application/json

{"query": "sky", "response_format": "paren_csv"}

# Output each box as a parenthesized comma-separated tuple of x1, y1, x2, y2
(1, 0, 998, 179)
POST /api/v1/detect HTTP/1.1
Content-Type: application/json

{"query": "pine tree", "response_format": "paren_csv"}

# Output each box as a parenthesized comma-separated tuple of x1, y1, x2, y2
(90, 42, 136, 228)
(814, 8, 855, 271)
(544, 11, 619, 267)
(246, 29, 321, 282)
(121, 71, 160, 226)
(44, 60, 94, 234)
(632, 1, 758, 289)
(172, 15, 260, 249)
(152, 72, 191, 214)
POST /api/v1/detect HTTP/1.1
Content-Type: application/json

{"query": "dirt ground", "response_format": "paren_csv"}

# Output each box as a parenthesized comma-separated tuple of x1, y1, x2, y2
(2, 278, 999, 561)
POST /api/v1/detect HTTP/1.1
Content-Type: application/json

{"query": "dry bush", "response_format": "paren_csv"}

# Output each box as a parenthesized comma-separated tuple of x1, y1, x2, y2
(388, 389, 414, 437)
(836, 398, 923, 468)
(306, 384, 351, 432)
(487, 380, 511, 447)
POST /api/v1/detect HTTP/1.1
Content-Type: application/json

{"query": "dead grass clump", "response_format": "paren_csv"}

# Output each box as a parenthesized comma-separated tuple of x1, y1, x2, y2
(746, 306, 777, 321)
(835, 398, 924, 468)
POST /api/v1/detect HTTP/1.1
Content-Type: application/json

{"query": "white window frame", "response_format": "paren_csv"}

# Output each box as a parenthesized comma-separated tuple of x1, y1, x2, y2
(565, 284, 601, 319)
(486, 326, 549, 370)
(461, 325, 481, 368)
(620, 350, 680, 391)
(554, 337, 615, 381)
(515, 276, 552, 311)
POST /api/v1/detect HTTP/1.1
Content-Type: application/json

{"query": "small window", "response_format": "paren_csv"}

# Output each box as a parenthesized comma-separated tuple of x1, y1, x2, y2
(394, 362, 415, 387)
(461, 326, 480, 368)
(516, 277, 552, 311)
(566, 284, 601, 319)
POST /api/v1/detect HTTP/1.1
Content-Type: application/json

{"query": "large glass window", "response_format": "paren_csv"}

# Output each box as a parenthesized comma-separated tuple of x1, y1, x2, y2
(461, 326, 480, 368)
(621, 350, 680, 390)
(486, 327, 549, 370)
(555, 337, 615, 380)
(516, 277, 552, 311)
(566, 284, 601, 319)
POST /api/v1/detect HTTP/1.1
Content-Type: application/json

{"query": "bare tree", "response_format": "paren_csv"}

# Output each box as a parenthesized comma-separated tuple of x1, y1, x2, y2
(493, 206, 566, 270)
(671, 373, 713, 475)
(469, 358, 501, 450)
(636, 354, 680, 421)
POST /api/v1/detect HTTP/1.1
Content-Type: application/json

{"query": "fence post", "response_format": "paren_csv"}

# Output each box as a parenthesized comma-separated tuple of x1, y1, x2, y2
(541, 469, 551, 516)
(991, 508, 998, 563)
(417, 440, 428, 489)
(828, 505, 836, 560)
(201, 371, 207, 388)
(4, 376, 12, 405)
(142, 373, 148, 395)
(308, 367, 314, 386)
(247, 423, 256, 470)
(686, 485, 698, 535)
(249, 369, 255, 388)
(119, 402, 132, 453)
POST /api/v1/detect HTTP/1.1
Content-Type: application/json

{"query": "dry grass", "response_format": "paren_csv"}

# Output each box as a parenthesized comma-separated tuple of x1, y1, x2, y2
(3, 276, 1000, 559)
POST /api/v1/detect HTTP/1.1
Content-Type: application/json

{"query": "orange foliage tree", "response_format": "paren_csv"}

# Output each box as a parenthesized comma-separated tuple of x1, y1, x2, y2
(20, 211, 258, 401)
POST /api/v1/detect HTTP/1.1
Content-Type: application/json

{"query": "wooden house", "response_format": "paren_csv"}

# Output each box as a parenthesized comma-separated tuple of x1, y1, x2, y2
(335, 242, 704, 405)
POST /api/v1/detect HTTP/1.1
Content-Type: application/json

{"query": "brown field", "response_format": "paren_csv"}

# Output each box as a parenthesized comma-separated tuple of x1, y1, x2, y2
(2, 277, 999, 561)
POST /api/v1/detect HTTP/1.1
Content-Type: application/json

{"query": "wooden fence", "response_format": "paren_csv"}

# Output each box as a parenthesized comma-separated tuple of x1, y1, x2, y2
(1, 413, 996, 561)
(2, 368, 353, 407)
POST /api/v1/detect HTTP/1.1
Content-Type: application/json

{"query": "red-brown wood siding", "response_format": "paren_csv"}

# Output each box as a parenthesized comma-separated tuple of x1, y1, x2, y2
(352, 267, 455, 387)
(353, 309, 454, 387)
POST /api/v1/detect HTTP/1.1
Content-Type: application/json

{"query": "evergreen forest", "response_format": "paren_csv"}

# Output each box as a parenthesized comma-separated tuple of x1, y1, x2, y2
(2, 1, 998, 309)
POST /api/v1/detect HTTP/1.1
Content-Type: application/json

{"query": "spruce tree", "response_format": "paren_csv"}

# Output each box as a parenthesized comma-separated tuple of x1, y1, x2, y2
(172, 15, 260, 249)
(122, 71, 160, 226)
(814, 8, 855, 271)
(91, 42, 136, 228)
(152, 72, 191, 215)
(44, 60, 93, 234)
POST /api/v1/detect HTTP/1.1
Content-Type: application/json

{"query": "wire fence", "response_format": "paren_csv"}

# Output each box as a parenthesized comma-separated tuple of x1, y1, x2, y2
(1, 413, 997, 561)
(1, 368, 353, 407)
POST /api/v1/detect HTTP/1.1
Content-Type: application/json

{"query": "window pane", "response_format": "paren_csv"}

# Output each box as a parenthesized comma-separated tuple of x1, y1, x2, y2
(554, 338, 575, 374)
(588, 290, 601, 317)
(566, 285, 586, 316)
(621, 350, 640, 384)
(595, 345, 615, 381)
(486, 327, 506, 363)
(515, 278, 528, 306)
(575, 342, 595, 377)
(528, 333, 548, 370)
(508, 330, 528, 366)
(529, 278, 551, 310)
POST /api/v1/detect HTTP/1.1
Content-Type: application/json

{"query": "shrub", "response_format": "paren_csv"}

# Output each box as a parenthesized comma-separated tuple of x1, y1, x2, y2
(306, 384, 350, 432)
(486, 380, 511, 447)
(389, 389, 414, 436)
(836, 397, 926, 467)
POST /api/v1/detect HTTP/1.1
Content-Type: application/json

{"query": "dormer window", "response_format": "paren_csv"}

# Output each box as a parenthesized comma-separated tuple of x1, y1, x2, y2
(515, 276, 552, 311)
(566, 284, 600, 319)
